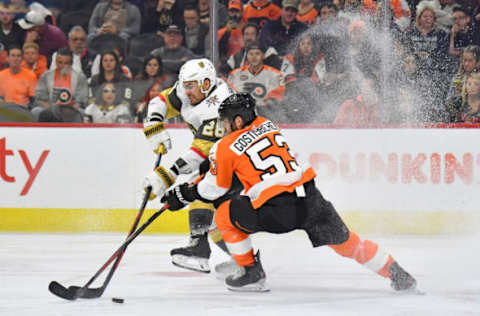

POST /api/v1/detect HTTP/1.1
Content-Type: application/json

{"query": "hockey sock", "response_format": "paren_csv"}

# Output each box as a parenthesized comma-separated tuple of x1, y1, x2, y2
(329, 231, 394, 278)
(209, 227, 230, 255)
(188, 205, 214, 236)
(215, 200, 254, 266)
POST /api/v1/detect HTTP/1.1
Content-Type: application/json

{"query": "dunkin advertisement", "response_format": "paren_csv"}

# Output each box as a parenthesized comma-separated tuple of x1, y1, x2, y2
(0, 125, 479, 233)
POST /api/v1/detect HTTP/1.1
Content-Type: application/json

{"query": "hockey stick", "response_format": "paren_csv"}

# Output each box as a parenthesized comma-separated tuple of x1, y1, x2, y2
(49, 204, 169, 300)
(49, 153, 163, 300)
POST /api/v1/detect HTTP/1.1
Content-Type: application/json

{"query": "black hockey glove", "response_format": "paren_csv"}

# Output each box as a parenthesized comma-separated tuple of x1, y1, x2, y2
(161, 183, 198, 211)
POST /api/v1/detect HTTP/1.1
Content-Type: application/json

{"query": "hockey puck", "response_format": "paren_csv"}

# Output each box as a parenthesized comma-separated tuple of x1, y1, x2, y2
(112, 297, 124, 304)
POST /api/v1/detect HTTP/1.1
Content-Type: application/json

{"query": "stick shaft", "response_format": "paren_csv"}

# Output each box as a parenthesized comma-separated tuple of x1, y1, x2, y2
(83, 154, 162, 289)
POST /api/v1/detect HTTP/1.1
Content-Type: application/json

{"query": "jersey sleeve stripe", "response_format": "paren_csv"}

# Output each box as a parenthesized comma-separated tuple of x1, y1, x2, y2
(190, 145, 208, 159)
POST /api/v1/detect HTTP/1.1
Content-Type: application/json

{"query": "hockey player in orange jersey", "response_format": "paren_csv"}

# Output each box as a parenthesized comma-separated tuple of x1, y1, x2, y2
(160, 93, 417, 292)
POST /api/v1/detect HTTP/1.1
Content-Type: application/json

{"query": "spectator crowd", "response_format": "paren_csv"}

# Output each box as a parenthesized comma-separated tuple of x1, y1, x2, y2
(0, 0, 479, 125)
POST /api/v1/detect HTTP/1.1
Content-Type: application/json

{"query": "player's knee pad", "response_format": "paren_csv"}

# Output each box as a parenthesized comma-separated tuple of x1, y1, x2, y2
(229, 195, 259, 234)
(302, 181, 349, 247)
(188, 200, 214, 235)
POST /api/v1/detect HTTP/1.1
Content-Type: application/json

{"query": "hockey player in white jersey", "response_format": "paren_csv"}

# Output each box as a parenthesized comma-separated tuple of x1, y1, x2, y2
(143, 58, 235, 273)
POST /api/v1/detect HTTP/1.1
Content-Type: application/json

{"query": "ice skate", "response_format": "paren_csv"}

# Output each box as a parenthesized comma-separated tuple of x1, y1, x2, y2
(389, 261, 417, 292)
(171, 233, 211, 273)
(214, 258, 241, 280)
(225, 251, 269, 292)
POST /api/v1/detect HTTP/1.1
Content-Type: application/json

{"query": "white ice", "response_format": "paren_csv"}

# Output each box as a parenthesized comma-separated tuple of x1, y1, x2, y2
(1, 231, 479, 316)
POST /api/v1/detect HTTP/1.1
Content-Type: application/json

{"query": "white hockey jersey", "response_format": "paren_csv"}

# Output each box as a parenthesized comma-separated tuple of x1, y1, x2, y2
(147, 78, 233, 158)
(84, 103, 132, 123)
(227, 65, 285, 106)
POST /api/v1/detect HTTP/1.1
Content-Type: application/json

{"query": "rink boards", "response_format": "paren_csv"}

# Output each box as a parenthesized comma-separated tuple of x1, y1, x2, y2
(1, 123, 479, 234)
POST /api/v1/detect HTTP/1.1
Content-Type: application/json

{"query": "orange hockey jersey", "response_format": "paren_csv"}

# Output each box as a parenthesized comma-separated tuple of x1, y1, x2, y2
(198, 116, 316, 208)
(242, 0, 281, 27)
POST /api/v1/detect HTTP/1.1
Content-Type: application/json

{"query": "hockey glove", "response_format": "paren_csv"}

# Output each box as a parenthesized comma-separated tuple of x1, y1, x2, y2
(161, 183, 198, 211)
(143, 121, 171, 154)
(144, 166, 176, 200)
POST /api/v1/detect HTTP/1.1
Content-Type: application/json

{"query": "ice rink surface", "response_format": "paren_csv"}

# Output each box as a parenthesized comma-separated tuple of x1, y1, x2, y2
(1, 231, 479, 316)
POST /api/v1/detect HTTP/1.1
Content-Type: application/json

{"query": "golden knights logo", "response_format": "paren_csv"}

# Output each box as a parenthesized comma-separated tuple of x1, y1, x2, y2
(206, 95, 218, 107)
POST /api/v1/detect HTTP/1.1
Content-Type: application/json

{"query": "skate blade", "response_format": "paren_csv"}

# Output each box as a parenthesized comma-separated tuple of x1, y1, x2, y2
(171, 255, 210, 273)
(393, 284, 426, 296)
(396, 287, 426, 295)
(226, 280, 270, 293)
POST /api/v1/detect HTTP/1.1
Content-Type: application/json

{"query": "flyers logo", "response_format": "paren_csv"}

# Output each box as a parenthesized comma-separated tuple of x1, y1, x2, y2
(53, 88, 72, 105)
(243, 82, 266, 98)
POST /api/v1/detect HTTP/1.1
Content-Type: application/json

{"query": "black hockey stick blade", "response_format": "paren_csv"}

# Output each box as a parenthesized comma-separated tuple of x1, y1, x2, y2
(68, 285, 105, 299)
(48, 281, 78, 300)
(48, 282, 105, 300)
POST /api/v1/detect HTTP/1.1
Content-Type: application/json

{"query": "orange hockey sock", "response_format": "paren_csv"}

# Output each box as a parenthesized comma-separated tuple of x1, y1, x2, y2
(329, 231, 394, 278)
(215, 200, 255, 266)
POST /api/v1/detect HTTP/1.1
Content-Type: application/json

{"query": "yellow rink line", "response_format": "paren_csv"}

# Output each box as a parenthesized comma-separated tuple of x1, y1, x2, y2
(0, 208, 479, 234)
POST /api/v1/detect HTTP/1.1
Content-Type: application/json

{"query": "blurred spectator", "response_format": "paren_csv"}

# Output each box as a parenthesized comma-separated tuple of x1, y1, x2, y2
(297, 0, 318, 26)
(391, 54, 420, 122)
(404, 0, 451, 120)
(242, 0, 281, 27)
(91, 47, 132, 79)
(446, 72, 480, 122)
(218, 0, 244, 61)
(50, 25, 94, 78)
(228, 42, 286, 121)
(333, 74, 379, 126)
(0, 3, 25, 49)
(342, 0, 368, 16)
(433, 0, 456, 31)
(198, 0, 228, 27)
(151, 25, 196, 77)
(90, 50, 131, 104)
(84, 82, 132, 123)
(33, 48, 88, 120)
(405, 1, 449, 70)
(347, 20, 381, 78)
(281, 34, 326, 123)
(134, 55, 175, 121)
(0, 46, 36, 108)
(332, 0, 345, 12)
(372, 0, 411, 32)
(310, 4, 352, 117)
(449, 6, 480, 57)
(447, 45, 479, 99)
(283, 34, 326, 84)
(18, 8, 67, 63)
(142, 0, 183, 35)
(21, 41, 46, 80)
(182, 5, 208, 56)
(221, 23, 283, 77)
(389, 53, 433, 122)
(317, 2, 337, 23)
(260, 0, 308, 56)
(87, 0, 141, 43)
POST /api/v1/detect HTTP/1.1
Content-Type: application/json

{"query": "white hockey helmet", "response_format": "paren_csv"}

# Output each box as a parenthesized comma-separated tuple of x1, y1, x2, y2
(178, 58, 216, 95)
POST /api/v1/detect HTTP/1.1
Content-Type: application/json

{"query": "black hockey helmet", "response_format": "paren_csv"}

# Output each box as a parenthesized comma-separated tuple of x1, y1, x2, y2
(218, 93, 256, 126)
